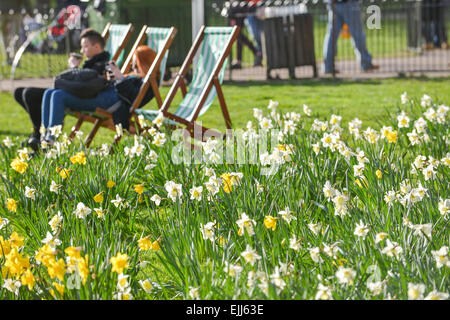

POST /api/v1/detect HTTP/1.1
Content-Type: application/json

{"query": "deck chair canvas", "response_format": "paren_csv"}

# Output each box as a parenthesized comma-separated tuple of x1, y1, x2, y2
(68, 26, 178, 147)
(102, 23, 134, 67)
(121, 26, 176, 107)
(133, 25, 240, 141)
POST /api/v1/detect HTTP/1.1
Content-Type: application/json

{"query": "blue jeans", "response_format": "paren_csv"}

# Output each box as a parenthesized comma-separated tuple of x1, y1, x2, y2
(323, 0, 373, 73)
(41, 86, 119, 128)
(245, 15, 263, 54)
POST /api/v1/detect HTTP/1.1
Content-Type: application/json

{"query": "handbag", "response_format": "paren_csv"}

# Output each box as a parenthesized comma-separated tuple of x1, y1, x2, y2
(54, 68, 108, 99)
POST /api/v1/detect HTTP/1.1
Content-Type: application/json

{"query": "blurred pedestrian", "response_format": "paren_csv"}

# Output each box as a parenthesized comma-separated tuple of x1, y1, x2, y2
(422, 0, 448, 49)
(244, 0, 264, 66)
(226, 0, 262, 69)
(323, 0, 379, 74)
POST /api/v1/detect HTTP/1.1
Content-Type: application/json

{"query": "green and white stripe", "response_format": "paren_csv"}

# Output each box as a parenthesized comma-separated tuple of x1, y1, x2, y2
(146, 27, 173, 87)
(173, 27, 233, 122)
(105, 24, 130, 65)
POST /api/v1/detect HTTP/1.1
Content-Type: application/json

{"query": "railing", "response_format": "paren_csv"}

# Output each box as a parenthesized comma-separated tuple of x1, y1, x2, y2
(206, 0, 450, 80)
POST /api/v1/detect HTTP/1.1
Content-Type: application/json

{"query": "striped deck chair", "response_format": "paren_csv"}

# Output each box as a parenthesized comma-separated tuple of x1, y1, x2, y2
(102, 23, 134, 67)
(121, 26, 176, 107)
(133, 26, 240, 141)
(68, 26, 178, 148)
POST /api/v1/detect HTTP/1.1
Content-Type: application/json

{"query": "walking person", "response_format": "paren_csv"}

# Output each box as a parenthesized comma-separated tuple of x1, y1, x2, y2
(227, 0, 262, 69)
(323, 0, 379, 74)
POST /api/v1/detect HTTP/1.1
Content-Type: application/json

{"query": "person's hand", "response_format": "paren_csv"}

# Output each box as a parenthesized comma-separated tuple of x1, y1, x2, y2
(68, 53, 82, 68)
(106, 61, 124, 81)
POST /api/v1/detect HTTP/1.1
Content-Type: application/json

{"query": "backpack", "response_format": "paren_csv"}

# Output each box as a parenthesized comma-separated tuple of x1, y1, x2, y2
(54, 68, 108, 99)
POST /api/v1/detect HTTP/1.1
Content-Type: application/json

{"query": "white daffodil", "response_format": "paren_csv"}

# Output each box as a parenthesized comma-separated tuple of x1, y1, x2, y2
(335, 267, 356, 286)
(74, 202, 91, 219)
(431, 246, 449, 269)
(315, 283, 333, 300)
(381, 239, 403, 257)
(150, 194, 161, 206)
(24, 186, 36, 200)
(164, 180, 182, 202)
(407, 283, 425, 300)
(241, 245, 262, 266)
(189, 186, 203, 201)
(200, 221, 216, 242)
(278, 207, 297, 224)
(236, 212, 256, 236)
(354, 220, 370, 239)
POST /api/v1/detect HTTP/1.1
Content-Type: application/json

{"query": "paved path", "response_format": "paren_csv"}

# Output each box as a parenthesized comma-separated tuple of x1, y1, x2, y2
(225, 48, 450, 81)
(1, 49, 449, 92)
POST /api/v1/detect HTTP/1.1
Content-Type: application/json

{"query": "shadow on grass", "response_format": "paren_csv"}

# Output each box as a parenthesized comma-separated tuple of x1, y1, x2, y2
(0, 130, 29, 137)
(223, 75, 450, 87)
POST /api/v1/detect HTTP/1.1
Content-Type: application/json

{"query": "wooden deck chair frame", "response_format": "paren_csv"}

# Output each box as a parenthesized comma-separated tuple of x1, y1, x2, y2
(68, 26, 178, 148)
(151, 25, 240, 142)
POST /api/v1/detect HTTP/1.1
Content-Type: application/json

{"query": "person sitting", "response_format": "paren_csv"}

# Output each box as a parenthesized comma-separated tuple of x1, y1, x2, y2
(40, 45, 157, 144)
(14, 28, 110, 151)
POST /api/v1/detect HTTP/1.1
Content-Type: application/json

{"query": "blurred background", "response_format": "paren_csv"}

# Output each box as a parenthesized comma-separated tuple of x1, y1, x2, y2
(0, 0, 449, 84)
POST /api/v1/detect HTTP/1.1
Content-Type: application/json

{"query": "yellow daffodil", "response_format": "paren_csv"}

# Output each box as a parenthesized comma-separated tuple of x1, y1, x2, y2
(77, 255, 90, 285)
(6, 198, 18, 212)
(110, 252, 129, 274)
(70, 151, 86, 165)
(47, 258, 66, 281)
(134, 184, 145, 195)
(264, 215, 278, 231)
(107, 180, 115, 189)
(4, 247, 30, 278)
(151, 240, 160, 251)
(220, 173, 233, 193)
(376, 170, 383, 179)
(50, 282, 65, 298)
(59, 168, 71, 179)
(35, 244, 57, 268)
(0, 236, 12, 256)
(9, 232, 24, 248)
(64, 246, 82, 260)
(138, 237, 152, 251)
(93, 192, 104, 203)
(21, 269, 35, 290)
(332, 258, 348, 267)
(10, 158, 28, 174)
(386, 130, 398, 143)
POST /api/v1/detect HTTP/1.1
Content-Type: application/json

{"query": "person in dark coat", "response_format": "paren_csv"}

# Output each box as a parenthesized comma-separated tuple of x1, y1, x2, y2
(422, 0, 448, 49)
(40, 45, 156, 143)
(13, 28, 110, 151)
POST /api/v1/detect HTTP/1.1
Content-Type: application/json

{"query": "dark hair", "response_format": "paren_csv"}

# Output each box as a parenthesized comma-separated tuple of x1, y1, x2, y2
(80, 28, 105, 48)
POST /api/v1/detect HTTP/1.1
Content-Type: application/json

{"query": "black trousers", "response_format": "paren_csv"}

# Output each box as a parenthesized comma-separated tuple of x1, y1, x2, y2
(13, 87, 46, 137)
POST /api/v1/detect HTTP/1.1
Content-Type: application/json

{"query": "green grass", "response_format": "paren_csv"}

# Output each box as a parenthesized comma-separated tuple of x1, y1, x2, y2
(1, 77, 450, 147)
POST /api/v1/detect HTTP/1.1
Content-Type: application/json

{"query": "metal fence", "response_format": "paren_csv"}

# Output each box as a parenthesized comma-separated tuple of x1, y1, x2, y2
(206, 0, 450, 80)
(1, 0, 449, 83)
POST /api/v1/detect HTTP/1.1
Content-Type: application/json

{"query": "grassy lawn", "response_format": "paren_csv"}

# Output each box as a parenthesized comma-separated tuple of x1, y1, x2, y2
(1, 77, 449, 147)
(0, 75, 448, 300)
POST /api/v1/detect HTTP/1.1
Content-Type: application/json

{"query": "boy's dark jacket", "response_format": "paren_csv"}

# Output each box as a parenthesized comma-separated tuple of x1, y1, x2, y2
(82, 51, 110, 75)
(112, 76, 154, 130)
